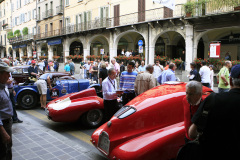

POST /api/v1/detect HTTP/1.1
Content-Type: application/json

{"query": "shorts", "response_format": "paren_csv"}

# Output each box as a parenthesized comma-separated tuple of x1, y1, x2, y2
(36, 79, 47, 95)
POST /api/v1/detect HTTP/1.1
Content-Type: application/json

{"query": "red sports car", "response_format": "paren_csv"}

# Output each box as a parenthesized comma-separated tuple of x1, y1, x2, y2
(46, 88, 104, 127)
(91, 82, 212, 160)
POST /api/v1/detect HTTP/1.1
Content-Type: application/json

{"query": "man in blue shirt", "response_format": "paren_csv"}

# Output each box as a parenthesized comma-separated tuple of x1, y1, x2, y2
(120, 62, 138, 105)
(138, 61, 146, 73)
(0, 62, 14, 159)
(158, 63, 177, 84)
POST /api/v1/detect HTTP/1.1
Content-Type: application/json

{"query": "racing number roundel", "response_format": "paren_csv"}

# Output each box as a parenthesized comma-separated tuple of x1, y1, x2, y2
(50, 89, 59, 99)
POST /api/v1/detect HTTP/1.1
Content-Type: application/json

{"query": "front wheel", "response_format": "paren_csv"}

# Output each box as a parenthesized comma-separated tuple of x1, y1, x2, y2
(81, 109, 104, 128)
(17, 91, 39, 109)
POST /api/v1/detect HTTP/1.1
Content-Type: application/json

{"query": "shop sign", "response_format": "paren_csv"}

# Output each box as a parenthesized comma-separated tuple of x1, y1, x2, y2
(210, 43, 221, 58)
(48, 39, 62, 46)
(12, 44, 27, 49)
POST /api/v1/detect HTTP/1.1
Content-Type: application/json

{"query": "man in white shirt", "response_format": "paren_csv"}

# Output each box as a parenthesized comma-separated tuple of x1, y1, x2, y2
(83, 61, 91, 79)
(38, 60, 45, 71)
(153, 60, 164, 85)
(125, 50, 131, 57)
(199, 61, 211, 88)
(102, 68, 119, 121)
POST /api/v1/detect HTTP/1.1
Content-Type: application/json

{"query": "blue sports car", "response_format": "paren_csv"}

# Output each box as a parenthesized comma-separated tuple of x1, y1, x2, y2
(14, 75, 98, 109)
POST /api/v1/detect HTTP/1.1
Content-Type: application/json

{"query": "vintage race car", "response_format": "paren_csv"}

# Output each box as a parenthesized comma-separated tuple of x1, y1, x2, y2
(91, 82, 212, 160)
(12, 65, 71, 84)
(14, 75, 92, 109)
(45, 88, 104, 127)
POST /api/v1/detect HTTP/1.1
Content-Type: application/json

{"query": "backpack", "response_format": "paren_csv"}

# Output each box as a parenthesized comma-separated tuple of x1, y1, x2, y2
(176, 92, 216, 160)
(195, 72, 201, 82)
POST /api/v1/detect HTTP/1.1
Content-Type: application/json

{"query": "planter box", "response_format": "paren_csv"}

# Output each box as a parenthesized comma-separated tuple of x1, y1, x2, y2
(186, 12, 192, 17)
(234, 6, 240, 11)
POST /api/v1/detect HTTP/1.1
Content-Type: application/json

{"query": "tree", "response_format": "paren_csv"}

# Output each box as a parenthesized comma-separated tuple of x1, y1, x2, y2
(14, 30, 21, 37)
(22, 27, 28, 36)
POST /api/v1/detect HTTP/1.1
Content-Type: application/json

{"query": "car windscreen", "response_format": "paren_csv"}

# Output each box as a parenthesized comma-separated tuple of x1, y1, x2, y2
(12, 68, 22, 74)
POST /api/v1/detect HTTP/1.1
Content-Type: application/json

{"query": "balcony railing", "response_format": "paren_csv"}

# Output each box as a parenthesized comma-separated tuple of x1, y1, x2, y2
(36, 14, 41, 21)
(2, 25, 11, 31)
(48, 9, 53, 17)
(42, 11, 48, 19)
(9, 34, 34, 44)
(35, 18, 108, 40)
(183, 0, 240, 17)
(56, 5, 63, 14)
(107, 4, 183, 28)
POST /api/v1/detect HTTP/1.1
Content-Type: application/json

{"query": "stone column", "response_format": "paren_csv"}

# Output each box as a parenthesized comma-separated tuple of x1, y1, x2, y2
(37, 45, 41, 60)
(12, 49, 16, 60)
(83, 49, 89, 61)
(27, 45, 33, 58)
(149, 46, 155, 64)
(48, 45, 53, 61)
(185, 25, 194, 72)
(0, 49, 4, 58)
(19, 48, 24, 62)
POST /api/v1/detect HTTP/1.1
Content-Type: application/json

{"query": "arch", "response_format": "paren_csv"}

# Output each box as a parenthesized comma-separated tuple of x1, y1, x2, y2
(113, 30, 147, 50)
(87, 34, 109, 49)
(152, 30, 185, 46)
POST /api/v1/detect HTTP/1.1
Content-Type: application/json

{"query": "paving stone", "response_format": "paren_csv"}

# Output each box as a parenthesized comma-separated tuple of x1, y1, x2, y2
(52, 150, 66, 156)
(30, 146, 43, 152)
(39, 153, 56, 159)
(57, 154, 72, 160)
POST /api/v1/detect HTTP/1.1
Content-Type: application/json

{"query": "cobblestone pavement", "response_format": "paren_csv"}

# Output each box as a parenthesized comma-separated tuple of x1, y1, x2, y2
(12, 111, 106, 160)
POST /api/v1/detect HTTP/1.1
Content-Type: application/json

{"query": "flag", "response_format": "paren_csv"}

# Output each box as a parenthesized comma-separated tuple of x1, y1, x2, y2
(153, 0, 175, 10)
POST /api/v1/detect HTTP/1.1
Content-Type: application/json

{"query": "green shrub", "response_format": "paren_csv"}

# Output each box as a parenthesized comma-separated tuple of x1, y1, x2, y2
(14, 30, 21, 37)
(7, 31, 14, 39)
(22, 27, 28, 35)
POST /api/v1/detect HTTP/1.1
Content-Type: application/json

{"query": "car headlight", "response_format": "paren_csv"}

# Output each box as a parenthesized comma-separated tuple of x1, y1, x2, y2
(114, 106, 136, 119)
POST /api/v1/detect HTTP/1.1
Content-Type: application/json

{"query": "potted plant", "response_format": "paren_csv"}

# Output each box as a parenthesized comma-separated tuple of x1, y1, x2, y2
(14, 30, 22, 38)
(184, 1, 195, 17)
(2, 23, 8, 27)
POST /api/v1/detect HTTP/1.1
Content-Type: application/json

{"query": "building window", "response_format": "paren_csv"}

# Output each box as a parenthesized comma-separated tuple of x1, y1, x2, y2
(65, 0, 69, 6)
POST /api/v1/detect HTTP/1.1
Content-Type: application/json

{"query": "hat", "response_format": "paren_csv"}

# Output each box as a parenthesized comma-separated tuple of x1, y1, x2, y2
(31, 60, 36, 64)
(230, 64, 240, 78)
(0, 62, 14, 72)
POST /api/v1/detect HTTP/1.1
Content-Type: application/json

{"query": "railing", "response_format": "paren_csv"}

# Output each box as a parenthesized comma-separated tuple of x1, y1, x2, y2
(56, 5, 63, 14)
(9, 34, 34, 44)
(42, 11, 48, 19)
(48, 9, 53, 17)
(36, 14, 41, 21)
(183, 0, 240, 17)
(107, 4, 183, 28)
(35, 18, 108, 40)
(3, 25, 11, 31)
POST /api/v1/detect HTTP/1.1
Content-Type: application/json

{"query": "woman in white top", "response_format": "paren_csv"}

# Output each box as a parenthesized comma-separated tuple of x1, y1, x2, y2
(209, 65, 214, 90)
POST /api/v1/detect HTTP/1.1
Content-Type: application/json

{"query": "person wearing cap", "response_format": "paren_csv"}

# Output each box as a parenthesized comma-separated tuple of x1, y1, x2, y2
(0, 62, 14, 159)
(2, 59, 23, 123)
(188, 64, 240, 160)
(28, 60, 39, 81)
(217, 60, 232, 93)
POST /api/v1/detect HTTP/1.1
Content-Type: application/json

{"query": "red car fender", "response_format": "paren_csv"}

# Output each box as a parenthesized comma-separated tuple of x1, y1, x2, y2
(109, 122, 185, 160)
(47, 88, 104, 122)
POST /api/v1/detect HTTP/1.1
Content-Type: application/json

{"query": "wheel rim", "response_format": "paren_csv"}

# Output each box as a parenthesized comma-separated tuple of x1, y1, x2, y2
(86, 109, 103, 126)
(21, 94, 34, 106)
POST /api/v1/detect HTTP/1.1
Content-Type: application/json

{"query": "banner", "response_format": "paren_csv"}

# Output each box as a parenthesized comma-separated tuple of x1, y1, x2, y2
(153, 0, 175, 10)
(210, 43, 221, 58)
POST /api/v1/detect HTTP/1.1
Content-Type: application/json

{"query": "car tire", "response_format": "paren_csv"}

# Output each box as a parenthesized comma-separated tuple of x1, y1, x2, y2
(17, 90, 39, 110)
(81, 109, 104, 128)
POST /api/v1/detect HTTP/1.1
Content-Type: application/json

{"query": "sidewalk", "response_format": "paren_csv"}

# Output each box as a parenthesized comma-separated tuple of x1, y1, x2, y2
(12, 112, 94, 160)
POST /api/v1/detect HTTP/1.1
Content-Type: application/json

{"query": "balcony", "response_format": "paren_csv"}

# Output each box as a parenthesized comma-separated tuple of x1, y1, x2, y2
(183, 0, 240, 17)
(36, 14, 41, 22)
(48, 9, 53, 18)
(42, 11, 48, 19)
(9, 34, 34, 44)
(2, 24, 12, 31)
(35, 29, 63, 40)
(56, 5, 63, 15)
(106, 4, 183, 28)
